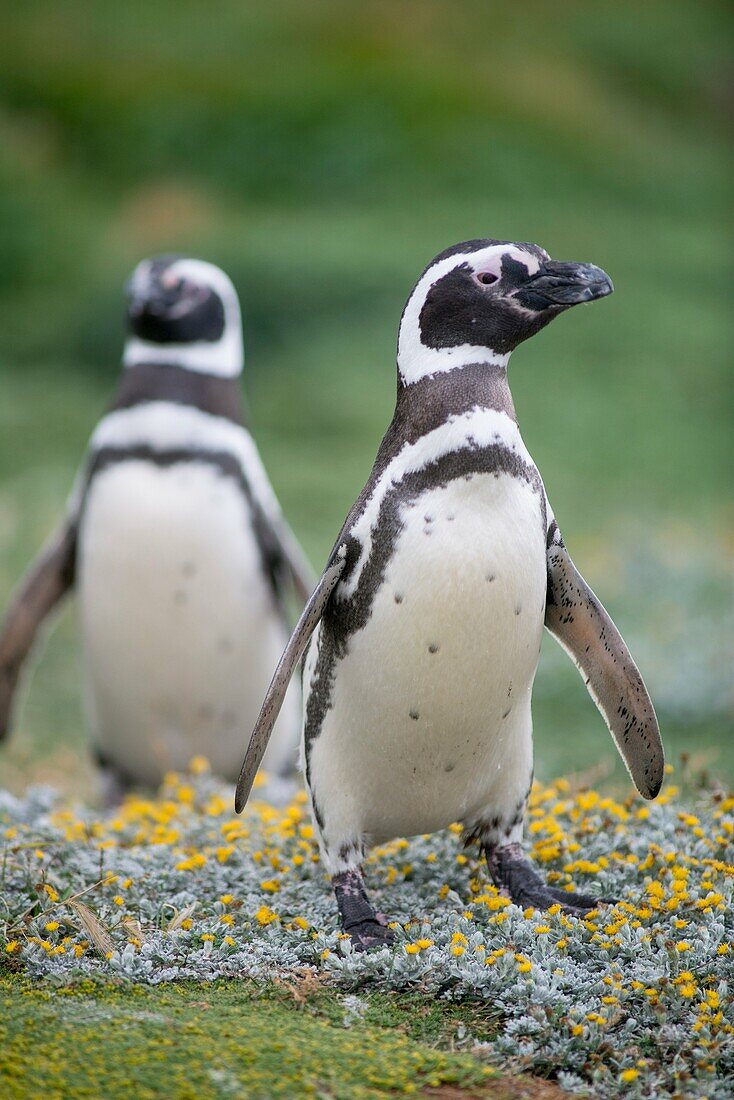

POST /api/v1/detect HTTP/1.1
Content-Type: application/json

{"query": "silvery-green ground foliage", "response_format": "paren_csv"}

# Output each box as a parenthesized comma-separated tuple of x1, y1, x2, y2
(1, 768, 732, 1098)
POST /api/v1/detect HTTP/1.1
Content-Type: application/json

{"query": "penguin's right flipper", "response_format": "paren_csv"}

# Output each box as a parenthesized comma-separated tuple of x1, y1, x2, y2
(234, 544, 347, 813)
(544, 530, 664, 800)
(0, 518, 77, 740)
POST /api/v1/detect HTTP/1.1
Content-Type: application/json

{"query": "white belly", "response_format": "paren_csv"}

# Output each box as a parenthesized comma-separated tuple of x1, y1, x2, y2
(78, 460, 298, 785)
(306, 471, 546, 845)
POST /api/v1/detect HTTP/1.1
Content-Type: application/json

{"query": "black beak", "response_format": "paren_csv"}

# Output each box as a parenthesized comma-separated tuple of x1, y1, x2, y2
(520, 261, 613, 310)
(125, 277, 175, 320)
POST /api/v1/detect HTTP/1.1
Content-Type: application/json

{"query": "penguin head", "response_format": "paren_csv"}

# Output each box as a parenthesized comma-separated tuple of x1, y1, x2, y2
(123, 255, 243, 377)
(397, 239, 613, 386)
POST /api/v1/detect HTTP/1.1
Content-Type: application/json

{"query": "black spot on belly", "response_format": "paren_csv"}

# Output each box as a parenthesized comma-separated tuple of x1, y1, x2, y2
(502, 706, 512, 719)
(515, 604, 522, 616)
(409, 710, 420, 721)
(394, 593, 404, 604)
(428, 643, 439, 654)
(485, 574, 495, 583)
(424, 513, 434, 524)
(447, 514, 455, 522)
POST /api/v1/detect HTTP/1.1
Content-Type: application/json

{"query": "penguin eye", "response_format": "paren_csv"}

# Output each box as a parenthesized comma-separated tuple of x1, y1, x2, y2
(475, 271, 498, 286)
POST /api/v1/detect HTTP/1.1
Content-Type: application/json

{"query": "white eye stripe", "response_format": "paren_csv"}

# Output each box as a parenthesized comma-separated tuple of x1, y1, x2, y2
(397, 243, 542, 385)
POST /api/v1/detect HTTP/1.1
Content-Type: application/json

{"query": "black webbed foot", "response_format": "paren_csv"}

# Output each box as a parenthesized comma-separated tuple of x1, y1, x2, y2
(545, 885, 620, 910)
(484, 842, 615, 917)
(332, 868, 394, 952)
(346, 918, 395, 952)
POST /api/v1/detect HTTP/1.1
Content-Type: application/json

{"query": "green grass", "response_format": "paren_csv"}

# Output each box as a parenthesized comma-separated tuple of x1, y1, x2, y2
(0, 974, 510, 1099)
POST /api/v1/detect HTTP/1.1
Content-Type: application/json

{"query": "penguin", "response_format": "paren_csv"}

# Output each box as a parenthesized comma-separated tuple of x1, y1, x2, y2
(0, 255, 314, 796)
(234, 238, 664, 950)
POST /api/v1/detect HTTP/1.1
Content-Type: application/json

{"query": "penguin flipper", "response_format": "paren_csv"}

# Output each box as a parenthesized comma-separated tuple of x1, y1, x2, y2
(545, 534, 663, 800)
(0, 518, 77, 741)
(234, 544, 347, 813)
(271, 517, 317, 606)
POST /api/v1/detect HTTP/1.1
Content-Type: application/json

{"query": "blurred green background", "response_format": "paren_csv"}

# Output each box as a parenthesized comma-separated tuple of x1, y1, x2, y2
(0, 0, 731, 798)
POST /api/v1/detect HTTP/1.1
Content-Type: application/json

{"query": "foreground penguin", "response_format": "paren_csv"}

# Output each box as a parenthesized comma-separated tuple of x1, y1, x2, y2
(235, 238, 664, 949)
(0, 256, 313, 794)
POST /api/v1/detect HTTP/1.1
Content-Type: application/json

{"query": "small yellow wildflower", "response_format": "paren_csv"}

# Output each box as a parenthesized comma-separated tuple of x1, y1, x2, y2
(405, 944, 421, 955)
(451, 945, 465, 957)
(255, 905, 278, 926)
(44, 921, 60, 932)
(113, 895, 124, 906)
(620, 1069, 639, 1083)
(5, 941, 20, 954)
(223, 936, 235, 947)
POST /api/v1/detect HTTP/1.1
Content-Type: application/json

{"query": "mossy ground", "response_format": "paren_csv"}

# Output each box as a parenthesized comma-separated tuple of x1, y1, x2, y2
(0, 973, 563, 1099)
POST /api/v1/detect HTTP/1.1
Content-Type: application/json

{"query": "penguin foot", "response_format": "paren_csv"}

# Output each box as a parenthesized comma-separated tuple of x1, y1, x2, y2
(484, 842, 614, 917)
(345, 919, 395, 952)
(332, 867, 394, 952)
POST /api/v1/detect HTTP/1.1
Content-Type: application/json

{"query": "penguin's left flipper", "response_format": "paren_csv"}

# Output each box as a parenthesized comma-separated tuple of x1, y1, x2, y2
(545, 531, 664, 800)
(0, 518, 77, 740)
(270, 516, 318, 606)
(234, 544, 347, 813)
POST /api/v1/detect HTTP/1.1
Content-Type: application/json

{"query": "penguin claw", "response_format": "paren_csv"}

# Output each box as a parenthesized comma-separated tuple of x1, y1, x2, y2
(345, 919, 395, 952)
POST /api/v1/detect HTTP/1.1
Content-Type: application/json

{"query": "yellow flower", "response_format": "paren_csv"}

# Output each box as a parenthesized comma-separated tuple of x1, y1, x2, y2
(44, 921, 60, 932)
(180, 919, 193, 931)
(292, 916, 310, 931)
(220, 894, 234, 905)
(571, 1024, 583, 1036)
(201, 933, 214, 942)
(675, 941, 691, 952)
(405, 944, 421, 955)
(620, 1069, 639, 1083)
(451, 931, 467, 945)
(219, 914, 234, 926)
(223, 935, 235, 947)
(679, 983, 696, 998)
(4, 941, 20, 954)
(517, 961, 532, 973)
(260, 879, 280, 893)
(113, 895, 124, 906)
(534, 925, 551, 934)
(255, 905, 278, 926)
(415, 938, 433, 950)
(320, 949, 330, 960)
